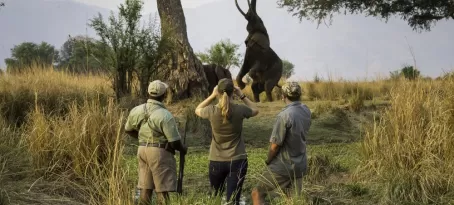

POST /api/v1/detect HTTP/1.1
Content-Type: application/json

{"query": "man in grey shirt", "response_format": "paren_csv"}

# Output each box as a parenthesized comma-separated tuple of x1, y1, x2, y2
(251, 82, 311, 205)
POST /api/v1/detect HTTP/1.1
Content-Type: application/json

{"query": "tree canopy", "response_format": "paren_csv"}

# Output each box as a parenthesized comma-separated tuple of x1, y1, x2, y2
(5, 42, 59, 71)
(89, 0, 170, 99)
(196, 39, 242, 70)
(58, 35, 111, 74)
(389, 64, 421, 80)
(282, 59, 295, 79)
(277, 0, 454, 31)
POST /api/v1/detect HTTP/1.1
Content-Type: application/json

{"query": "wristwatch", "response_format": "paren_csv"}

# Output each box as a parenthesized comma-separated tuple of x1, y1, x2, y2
(240, 94, 246, 100)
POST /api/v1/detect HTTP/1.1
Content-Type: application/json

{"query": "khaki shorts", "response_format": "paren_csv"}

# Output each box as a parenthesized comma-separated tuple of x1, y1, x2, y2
(137, 146, 177, 192)
(254, 168, 302, 196)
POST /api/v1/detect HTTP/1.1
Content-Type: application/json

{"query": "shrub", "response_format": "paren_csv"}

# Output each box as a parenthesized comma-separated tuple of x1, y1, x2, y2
(348, 91, 365, 112)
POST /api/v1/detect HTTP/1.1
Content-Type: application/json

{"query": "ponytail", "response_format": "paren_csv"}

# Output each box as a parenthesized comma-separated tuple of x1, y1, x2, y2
(219, 92, 231, 124)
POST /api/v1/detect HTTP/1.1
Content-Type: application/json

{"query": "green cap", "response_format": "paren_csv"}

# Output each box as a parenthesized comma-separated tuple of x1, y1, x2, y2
(282, 81, 302, 97)
(217, 78, 234, 94)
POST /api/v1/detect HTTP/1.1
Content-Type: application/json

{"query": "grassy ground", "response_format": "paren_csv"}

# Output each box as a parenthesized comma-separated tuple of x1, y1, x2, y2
(121, 100, 381, 205)
(2, 68, 454, 205)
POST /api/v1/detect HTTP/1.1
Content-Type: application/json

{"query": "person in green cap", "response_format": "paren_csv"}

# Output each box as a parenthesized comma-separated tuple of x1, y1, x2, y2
(195, 78, 259, 205)
(251, 81, 311, 205)
(124, 80, 187, 205)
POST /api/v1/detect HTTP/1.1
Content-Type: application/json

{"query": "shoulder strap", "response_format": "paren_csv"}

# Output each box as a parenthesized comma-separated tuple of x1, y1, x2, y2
(138, 104, 163, 135)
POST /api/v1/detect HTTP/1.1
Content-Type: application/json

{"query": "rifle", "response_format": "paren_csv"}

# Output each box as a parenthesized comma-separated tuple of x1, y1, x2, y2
(176, 117, 188, 195)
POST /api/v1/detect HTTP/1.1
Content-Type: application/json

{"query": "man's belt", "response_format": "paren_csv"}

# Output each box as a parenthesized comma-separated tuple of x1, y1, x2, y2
(139, 142, 167, 148)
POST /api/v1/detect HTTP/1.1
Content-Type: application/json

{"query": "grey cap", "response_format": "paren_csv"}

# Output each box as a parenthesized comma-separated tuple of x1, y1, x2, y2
(148, 80, 169, 97)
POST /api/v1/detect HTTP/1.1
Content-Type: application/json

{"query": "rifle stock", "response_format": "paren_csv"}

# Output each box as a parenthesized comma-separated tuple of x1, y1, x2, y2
(176, 118, 188, 195)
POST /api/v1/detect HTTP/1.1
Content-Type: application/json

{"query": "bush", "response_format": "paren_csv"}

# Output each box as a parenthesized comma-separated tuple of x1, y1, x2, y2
(348, 91, 365, 112)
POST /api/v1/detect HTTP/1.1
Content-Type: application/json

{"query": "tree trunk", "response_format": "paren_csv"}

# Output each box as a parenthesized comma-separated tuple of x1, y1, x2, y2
(157, 0, 212, 145)
(157, 0, 208, 101)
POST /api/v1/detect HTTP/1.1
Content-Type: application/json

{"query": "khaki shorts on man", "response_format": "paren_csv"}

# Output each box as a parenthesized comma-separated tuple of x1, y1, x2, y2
(137, 146, 177, 192)
(125, 80, 184, 204)
(254, 168, 302, 197)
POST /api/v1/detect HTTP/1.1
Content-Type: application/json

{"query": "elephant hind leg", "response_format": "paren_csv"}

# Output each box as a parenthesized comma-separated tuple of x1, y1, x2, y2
(264, 80, 275, 102)
(251, 82, 264, 102)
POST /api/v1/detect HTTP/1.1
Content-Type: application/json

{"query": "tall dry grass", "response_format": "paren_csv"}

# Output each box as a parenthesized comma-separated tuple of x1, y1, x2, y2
(23, 98, 133, 204)
(236, 79, 392, 102)
(0, 116, 27, 183)
(357, 79, 454, 204)
(1, 67, 133, 204)
(0, 67, 112, 126)
(302, 81, 391, 101)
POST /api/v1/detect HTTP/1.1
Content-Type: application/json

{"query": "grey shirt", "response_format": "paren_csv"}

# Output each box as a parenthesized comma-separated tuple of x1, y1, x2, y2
(268, 101, 311, 178)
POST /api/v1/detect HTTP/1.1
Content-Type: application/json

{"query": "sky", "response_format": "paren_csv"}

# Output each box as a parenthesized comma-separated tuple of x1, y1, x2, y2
(71, 0, 220, 13)
(71, 0, 454, 80)
(1, 0, 453, 80)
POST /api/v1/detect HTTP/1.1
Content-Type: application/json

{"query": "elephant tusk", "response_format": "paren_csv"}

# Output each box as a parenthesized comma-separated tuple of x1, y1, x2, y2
(235, 0, 247, 18)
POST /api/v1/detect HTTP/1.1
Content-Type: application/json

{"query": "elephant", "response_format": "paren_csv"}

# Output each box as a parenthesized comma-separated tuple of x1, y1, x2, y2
(235, 0, 283, 102)
(203, 64, 233, 93)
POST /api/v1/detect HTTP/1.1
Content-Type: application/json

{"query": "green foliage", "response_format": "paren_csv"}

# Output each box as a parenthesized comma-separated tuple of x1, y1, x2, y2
(389, 65, 421, 80)
(277, 0, 454, 31)
(58, 35, 112, 74)
(281, 59, 295, 79)
(136, 16, 174, 98)
(5, 42, 59, 72)
(401, 65, 420, 80)
(196, 39, 241, 70)
(89, 0, 168, 99)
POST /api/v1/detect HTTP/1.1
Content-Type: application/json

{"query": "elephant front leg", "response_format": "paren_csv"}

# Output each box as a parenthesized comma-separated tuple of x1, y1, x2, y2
(237, 54, 251, 89)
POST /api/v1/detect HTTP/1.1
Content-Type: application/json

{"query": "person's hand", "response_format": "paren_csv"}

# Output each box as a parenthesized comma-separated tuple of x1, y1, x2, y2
(211, 86, 219, 97)
(234, 86, 244, 97)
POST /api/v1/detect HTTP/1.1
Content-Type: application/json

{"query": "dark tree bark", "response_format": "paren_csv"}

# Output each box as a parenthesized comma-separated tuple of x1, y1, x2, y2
(157, 0, 209, 101)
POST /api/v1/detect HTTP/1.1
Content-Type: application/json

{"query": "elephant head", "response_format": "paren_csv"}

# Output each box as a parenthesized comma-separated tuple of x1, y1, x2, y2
(235, 0, 269, 44)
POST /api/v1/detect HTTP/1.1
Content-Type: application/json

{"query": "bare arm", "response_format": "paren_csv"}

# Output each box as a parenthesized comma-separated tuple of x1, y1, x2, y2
(234, 86, 259, 117)
(265, 143, 280, 165)
(266, 115, 286, 164)
(195, 91, 217, 117)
